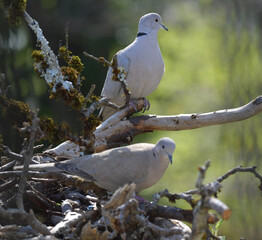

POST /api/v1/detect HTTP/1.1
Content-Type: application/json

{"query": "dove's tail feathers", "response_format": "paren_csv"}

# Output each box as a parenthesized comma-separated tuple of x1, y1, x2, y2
(14, 162, 61, 172)
(14, 161, 94, 181)
(54, 162, 78, 174)
(55, 162, 95, 181)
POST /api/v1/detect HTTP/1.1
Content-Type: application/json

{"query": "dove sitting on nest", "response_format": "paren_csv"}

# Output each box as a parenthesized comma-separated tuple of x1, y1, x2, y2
(100, 13, 168, 120)
(16, 138, 175, 193)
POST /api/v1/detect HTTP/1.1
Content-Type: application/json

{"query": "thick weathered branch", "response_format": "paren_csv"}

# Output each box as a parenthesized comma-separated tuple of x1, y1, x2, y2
(109, 95, 262, 134)
(41, 95, 262, 158)
(86, 95, 261, 152)
(141, 95, 262, 130)
(204, 197, 231, 220)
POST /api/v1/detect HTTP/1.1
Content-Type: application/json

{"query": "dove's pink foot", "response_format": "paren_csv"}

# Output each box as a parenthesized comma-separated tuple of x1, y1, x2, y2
(142, 98, 150, 113)
(129, 98, 150, 113)
(129, 100, 138, 112)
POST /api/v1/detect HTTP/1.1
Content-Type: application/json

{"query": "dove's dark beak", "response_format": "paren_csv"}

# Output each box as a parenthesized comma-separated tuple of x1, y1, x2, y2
(168, 154, 173, 164)
(161, 23, 168, 31)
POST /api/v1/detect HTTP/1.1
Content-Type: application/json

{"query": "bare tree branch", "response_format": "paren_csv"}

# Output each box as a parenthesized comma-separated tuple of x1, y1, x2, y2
(16, 111, 39, 211)
(204, 197, 231, 220)
(0, 206, 51, 235)
(182, 165, 262, 197)
(91, 95, 262, 152)
(107, 95, 262, 132)
(0, 160, 16, 172)
(28, 209, 51, 235)
(196, 160, 211, 188)
(0, 178, 18, 192)
(42, 95, 262, 156)
(152, 189, 195, 207)
(217, 165, 262, 190)
(190, 161, 231, 240)
(1, 145, 23, 163)
(84, 83, 96, 104)
(81, 97, 123, 118)
(83, 51, 110, 66)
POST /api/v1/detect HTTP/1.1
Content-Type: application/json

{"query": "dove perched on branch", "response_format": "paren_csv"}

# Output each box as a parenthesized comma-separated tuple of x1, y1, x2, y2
(18, 138, 175, 193)
(100, 13, 168, 120)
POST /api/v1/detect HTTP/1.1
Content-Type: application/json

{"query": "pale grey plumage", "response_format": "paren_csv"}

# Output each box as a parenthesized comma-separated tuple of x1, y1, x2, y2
(22, 138, 175, 193)
(100, 13, 168, 120)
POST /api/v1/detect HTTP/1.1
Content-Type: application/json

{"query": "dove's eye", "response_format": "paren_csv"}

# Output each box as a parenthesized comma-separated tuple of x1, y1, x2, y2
(155, 19, 158, 22)
(162, 145, 165, 149)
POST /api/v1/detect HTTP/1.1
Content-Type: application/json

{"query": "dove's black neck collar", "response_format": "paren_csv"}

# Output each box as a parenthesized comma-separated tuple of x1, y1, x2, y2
(137, 32, 147, 37)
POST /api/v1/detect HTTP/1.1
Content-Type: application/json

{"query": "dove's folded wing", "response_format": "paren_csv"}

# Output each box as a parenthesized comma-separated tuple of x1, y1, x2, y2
(76, 143, 153, 191)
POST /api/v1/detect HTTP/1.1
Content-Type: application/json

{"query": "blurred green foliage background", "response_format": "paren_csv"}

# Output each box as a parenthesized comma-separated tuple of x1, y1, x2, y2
(1, 0, 262, 238)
